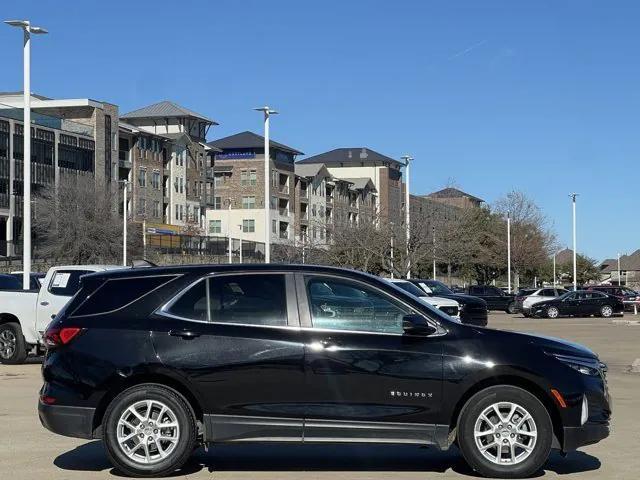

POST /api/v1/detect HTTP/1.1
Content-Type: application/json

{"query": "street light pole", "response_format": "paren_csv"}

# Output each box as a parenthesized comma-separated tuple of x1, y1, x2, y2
(225, 198, 232, 263)
(507, 212, 512, 294)
(254, 106, 278, 264)
(390, 222, 395, 279)
(432, 225, 436, 280)
(553, 251, 556, 287)
(570, 193, 579, 290)
(238, 224, 243, 263)
(617, 252, 621, 286)
(401, 155, 413, 279)
(5, 20, 47, 290)
(122, 180, 128, 266)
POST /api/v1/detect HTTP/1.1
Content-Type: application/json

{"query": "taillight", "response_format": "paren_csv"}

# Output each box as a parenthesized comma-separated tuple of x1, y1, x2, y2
(43, 327, 83, 347)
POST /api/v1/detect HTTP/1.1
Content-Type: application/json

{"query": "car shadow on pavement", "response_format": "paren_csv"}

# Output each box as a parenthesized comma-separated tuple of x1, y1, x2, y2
(54, 441, 601, 477)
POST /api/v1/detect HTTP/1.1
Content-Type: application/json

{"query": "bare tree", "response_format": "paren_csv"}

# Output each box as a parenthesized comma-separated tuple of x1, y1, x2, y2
(33, 175, 141, 264)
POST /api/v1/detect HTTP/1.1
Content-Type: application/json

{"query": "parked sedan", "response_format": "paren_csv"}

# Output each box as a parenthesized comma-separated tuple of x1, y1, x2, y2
(408, 279, 488, 326)
(513, 288, 537, 313)
(531, 290, 624, 318)
(521, 288, 569, 316)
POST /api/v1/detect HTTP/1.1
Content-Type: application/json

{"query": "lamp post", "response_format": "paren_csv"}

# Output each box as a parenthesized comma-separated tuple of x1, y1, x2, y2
(507, 212, 512, 294)
(224, 198, 232, 263)
(617, 252, 621, 286)
(401, 155, 413, 279)
(570, 193, 579, 290)
(119, 180, 129, 266)
(254, 106, 278, 264)
(4, 19, 47, 290)
(238, 223, 243, 263)
(390, 222, 395, 279)
(432, 225, 436, 280)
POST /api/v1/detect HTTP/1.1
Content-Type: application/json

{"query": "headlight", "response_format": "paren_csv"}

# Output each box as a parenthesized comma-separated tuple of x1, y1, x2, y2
(551, 353, 601, 376)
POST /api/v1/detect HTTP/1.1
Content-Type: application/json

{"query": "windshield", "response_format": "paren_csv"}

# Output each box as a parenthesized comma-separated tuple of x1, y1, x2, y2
(423, 280, 453, 295)
(392, 281, 428, 297)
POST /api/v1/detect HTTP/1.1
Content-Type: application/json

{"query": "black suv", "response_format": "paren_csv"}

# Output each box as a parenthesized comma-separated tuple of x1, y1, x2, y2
(39, 265, 610, 478)
(408, 279, 488, 326)
(466, 285, 517, 313)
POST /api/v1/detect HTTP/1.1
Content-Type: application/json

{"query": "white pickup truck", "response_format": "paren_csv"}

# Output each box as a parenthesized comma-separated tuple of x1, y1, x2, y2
(0, 265, 122, 364)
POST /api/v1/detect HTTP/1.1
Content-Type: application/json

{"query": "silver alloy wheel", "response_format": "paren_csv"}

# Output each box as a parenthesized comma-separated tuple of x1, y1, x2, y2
(116, 400, 180, 465)
(0, 329, 17, 360)
(601, 305, 613, 317)
(474, 401, 538, 465)
(547, 306, 559, 319)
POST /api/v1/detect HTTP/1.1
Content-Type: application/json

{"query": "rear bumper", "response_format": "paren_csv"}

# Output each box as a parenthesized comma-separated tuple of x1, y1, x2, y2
(563, 423, 610, 451)
(38, 401, 95, 440)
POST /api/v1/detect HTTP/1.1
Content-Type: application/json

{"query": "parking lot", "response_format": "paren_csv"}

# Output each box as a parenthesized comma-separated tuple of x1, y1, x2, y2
(1, 312, 639, 480)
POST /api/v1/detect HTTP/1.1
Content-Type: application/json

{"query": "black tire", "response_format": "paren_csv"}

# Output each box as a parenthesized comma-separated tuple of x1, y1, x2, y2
(506, 302, 517, 314)
(0, 322, 27, 364)
(600, 305, 613, 318)
(457, 385, 552, 478)
(103, 383, 197, 477)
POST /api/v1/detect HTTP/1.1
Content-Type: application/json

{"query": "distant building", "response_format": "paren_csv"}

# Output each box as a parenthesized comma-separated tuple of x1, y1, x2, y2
(298, 147, 401, 222)
(599, 250, 640, 287)
(426, 187, 484, 210)
(206, 131, 303, 247)
(0, 91, 119, 256)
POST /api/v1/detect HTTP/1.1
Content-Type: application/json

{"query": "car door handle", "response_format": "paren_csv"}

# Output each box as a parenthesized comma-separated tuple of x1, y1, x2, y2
(40, 301, 49, 306)
(168, 330, 201, 339)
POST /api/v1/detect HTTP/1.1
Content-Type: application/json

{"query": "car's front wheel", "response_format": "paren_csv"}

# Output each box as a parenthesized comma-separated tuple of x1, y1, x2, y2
(457, 385, 552, 478)
(103, 384, 197, 477)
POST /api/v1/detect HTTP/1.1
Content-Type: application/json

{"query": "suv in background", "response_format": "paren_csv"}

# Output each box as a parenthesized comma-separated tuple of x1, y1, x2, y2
(408, 279, 488, 326)
(465, 285, 517, 313)
(586, 285, 639, 311)
(39, 264, 610, 478)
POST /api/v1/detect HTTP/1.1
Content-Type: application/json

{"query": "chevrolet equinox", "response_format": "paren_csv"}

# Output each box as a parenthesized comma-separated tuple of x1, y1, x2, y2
(39, 264, 610, 478)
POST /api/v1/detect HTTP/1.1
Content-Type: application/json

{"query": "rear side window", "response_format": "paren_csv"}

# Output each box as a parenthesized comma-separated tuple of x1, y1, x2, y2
(469, 286, 485, 295)
(72, 275, 178, 316)
(49, 270, 93, 296)
(0, 275, 23, 290)
(165, 274, 287, 326)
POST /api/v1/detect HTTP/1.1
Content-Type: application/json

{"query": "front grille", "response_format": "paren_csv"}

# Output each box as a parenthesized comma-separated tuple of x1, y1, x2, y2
(439, 306, 459, 317)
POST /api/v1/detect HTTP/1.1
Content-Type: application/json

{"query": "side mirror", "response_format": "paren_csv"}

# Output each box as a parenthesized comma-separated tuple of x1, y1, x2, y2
(402, 314, 437, 336)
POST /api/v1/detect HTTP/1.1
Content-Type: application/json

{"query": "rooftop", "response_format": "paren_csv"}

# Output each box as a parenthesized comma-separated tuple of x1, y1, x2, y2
(208, 131, 303, 156)
(298, 147, 402, 167)
(122, 100, 217, 125)
(426, 187, 484, 203)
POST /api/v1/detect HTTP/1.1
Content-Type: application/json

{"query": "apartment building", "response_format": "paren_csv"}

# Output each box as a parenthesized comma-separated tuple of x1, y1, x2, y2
(0, 92, 118, 256)
(206, 131, 303, 247)
(118, 101, 218, 230)
(297, 147, 401, 222)
(426, 187, 484, 209)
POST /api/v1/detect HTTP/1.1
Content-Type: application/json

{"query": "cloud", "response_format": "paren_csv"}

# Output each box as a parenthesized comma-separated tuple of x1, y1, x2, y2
(449, 39, 488, 60)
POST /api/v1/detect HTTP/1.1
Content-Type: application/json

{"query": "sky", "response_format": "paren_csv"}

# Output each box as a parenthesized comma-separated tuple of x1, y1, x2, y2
(1, 0, 639, 261)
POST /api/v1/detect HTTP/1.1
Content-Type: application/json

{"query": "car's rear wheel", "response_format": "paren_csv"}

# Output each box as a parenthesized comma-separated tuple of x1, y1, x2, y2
(457, 385, 552, 478)
(0, 322, 27, 364)
(546, 306, 559, 319)
(600, 305, 613, 318)
(506, 302, 517, 314)
(103, 384, 197, 477)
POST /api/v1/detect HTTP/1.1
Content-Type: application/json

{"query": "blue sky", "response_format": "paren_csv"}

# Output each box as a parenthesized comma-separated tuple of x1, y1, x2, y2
(2, 0, 639, 261)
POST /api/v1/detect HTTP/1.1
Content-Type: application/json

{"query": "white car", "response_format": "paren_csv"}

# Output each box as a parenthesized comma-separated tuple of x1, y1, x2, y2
(0, 264, 124, 364)
(385, 278, 461, 321)
(522, 287, 569, 316)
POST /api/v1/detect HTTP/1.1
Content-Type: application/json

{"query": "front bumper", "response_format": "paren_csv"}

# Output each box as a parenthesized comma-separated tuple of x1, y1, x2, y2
(563, 422, 610, 451)
(39, 400, 96, 440)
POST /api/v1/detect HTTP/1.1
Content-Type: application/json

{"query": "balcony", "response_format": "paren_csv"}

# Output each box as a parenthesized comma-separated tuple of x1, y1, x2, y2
(278, 208, 289, 217)
(299, 188, 309, 200)
(277, 183, 289, 195)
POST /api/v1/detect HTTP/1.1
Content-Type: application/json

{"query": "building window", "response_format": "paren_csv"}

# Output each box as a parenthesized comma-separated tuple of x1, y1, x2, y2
(175, 205, 179, 220)
(272, 219, 277, 234)
(240, 170, 248, 186)
(312, 205, 317, 217)
(213, 196, 222, 210)
(208, 220, 222, 234)
(242, 219, 255, 233)
(138, 168, 146, 187)
(137, 198, 146, 216)
(180, 177, 184, 193)
(242, 196, 255, 209)
(214, 174, 224, 187)
(153, 200, 160, 218)
(152, 171, 160, 189)
(249, 170, 257, 186)
(271, 170, 277, 187)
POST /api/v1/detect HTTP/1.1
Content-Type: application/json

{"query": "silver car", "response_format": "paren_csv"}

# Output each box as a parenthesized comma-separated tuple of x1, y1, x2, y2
(522, 287, 569, 316)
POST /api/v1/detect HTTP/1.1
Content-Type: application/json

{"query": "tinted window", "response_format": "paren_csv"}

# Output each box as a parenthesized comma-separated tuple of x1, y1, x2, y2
(0, 275, 22, 290)
(166, 274, 287, 326)
(48, 270, 93, 296)
(423, 281, 453, 295)
(540, 289, 556, 296)
(72, 275, 177, 316)
(486, 286, 503, 295)
(306, 276, 411, 334)
(469, 286, 485, 295)
(391, 281, 427, 297)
